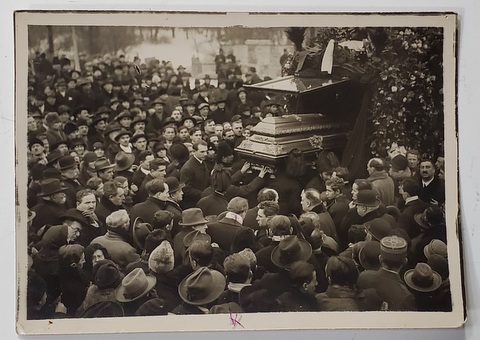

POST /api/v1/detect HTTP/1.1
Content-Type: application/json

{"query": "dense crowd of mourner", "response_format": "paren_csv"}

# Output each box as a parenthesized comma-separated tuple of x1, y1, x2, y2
(25, 49, 450, 319)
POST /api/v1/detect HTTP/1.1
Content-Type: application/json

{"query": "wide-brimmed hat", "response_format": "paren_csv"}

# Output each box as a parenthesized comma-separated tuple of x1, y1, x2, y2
(179, 115, 196, 127)
(131, 115, 147, 126)
(91, 114, 108, 126)
(80, 301, 124, 318)
(132, 217, 153, 250)
(183, 230, 211, 248)
(103, 122, 123, 137)
(116, 267, 157, 303)
(37, 178, 68, 197)
(358, 241, 381, 271)
(423, 239, 447, 259)
(404, 263, 442, 292)
(94, 157, 116, 172)
(165, 177, 185, 194)
(271, 235, 312, 269)
(115, 110, 132, 121)
(414, 206, 445, 230)
(179, 208, 208, 226)
(59, 208, 89, 225)
(178, 267, 226, 305)
(169, 143, 190, 163)
(46, 149, 64, 165)
(114, 151, 135, 172)
(354, 190, 382, 207)
(365, 218, 392, 241)
(76, 78, 92, 87)
(50, 139, 71, 152)
(114, 129, 132, 142)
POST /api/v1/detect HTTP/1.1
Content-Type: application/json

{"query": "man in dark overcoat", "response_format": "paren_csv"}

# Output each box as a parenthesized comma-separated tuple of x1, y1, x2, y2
(129, 178, 170, 226)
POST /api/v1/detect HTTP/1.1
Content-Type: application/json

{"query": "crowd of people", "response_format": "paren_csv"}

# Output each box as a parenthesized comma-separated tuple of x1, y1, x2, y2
(25, 50, 450, 319)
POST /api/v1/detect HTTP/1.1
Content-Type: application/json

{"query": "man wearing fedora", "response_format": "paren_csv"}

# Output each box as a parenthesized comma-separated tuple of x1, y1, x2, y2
(116, 267, 158, 316)
(113, 151, 136, 185)
(356, 235, 416, 311)
(58, 155, 84, 209)
(173, 266, 226, 315)
(30, 178, 68, 242)
(94, 157, 116, 183)
(253, 235, 313, 297)
(403, 262, 446, 311)
(130, 178, 170, 227)
(92, 209, 140, 271)
(172, 208, 210, 266)
(145, 98, 166, 135)
(338, 189, 395, 252)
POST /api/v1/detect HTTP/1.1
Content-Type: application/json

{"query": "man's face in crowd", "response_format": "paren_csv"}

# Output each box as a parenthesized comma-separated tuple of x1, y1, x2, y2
(163, 128, 176, 141)
(300, 191, 310, 212)
(99, 168, 114, 182)
(152, 165, 167, 179)
(215, 125, 224, 137)
(420, 161, 436, 181)
(194, 144, 208, 161)
(204, 121, 216, 134)
(232, 123, 243, 137)
(77, 193, 97, 212)
(118, 135, 130, 147)
(224, 130, 235, 141)
(134, 137, 147, 151)
(407, 153, 420, 170)
(256, 208, 269, 228)
(171, 189, 183, 203)
(110, 187, 125, 206)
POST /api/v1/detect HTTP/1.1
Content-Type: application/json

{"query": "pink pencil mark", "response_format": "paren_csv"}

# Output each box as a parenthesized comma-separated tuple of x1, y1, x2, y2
(229, 312, 244, 328)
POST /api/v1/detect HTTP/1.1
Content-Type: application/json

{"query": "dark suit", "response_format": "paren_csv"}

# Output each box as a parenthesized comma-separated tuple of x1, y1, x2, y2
(30, 199, 67, 240)
(243, 206, 260, 230)
(278, 290, 318, 312)
(255, 241, 280, 274)
(129, 196, 166, 226)
(207, 216, 255, 253)
(94, 197, 123, 225)
(180, 156, 210, 209)
(419, 177, 445, 206)
(61, 177, 84, 209)
(397, 197, 431, 238)
(356, 268, 417, 311)
(196, 192, 229, 217)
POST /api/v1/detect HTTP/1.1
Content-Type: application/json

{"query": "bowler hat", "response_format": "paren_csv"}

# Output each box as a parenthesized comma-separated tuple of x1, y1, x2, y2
(116, 267, 157, 303)
(414, 207, 445, 230)
(358, 241, 381, 271)
(271, 235, 312, 269)
(183, 230, 211, 248)
(380, 235, 407, 262)
(365, 218, 392, 241)
(391, 154, 409, 171)
(63, 122, 77, 136)
(94, 157, 115, 172)
(58, 155, 77, 171)
(179, 115, 196, 127)
(80, 301, 124, 318)
(178, 267, 226, 305)
(404, 263, 442, 292)
(114, 151, 135, 172)
(83, 151, 98, 165)
(95, 262, 122, 290)
(60, 208, 88, 225)
(76, 118, 89, 128)
(423, 239, 447, 259)
(46, 149, 64, 165)
(50, 139, 71, 152)
(132, 217, 153, 250)
(28, 137, 44, 150)
(179, 208, 208, 227)
(165, 177, 185, 193)
(42, 167, 62, 180)
(169, 143, 190, 163)
(37, 178, 67, 197)
(354, 190, 382, 207)
(44, 112, 61, 126)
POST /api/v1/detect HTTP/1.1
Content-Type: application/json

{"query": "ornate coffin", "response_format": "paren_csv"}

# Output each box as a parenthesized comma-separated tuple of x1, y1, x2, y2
(236, 75, 365, 169)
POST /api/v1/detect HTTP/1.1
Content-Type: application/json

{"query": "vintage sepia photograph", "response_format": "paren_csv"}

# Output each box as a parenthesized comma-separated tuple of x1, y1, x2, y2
(15, 11, 463, 334)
